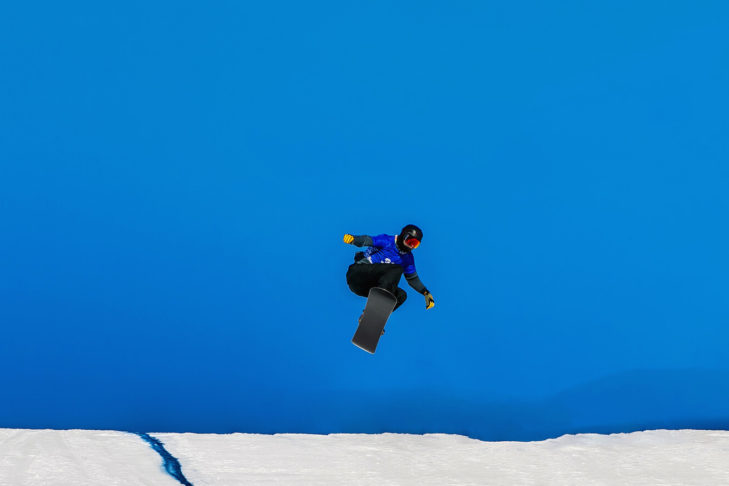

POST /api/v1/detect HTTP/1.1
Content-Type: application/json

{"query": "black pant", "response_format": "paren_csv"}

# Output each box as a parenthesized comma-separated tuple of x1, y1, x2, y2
(346, 263, 408, 311)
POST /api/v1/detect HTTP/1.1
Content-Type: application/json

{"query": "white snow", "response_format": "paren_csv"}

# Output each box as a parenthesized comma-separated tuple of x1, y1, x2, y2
(0, 429, 179, 486)
(1, 428, 729, 485)
(157, 430, 729, 486)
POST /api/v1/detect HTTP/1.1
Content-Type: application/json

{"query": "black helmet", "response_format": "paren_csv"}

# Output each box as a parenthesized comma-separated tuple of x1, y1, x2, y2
(397, 224, 423, 252)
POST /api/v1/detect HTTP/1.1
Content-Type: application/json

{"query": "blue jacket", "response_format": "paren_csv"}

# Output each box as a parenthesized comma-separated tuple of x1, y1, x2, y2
(361, 234, 416, 275)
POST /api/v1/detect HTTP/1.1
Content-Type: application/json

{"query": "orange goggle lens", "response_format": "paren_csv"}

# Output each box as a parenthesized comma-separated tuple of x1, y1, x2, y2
(405, 237, 420, 249)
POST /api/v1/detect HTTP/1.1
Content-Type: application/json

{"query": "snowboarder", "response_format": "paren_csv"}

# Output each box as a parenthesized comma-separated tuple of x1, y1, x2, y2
(343, 224, 435, 312)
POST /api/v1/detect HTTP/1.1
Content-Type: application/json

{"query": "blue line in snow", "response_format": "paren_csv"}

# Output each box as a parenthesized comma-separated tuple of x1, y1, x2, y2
(137, 433, 194, 486)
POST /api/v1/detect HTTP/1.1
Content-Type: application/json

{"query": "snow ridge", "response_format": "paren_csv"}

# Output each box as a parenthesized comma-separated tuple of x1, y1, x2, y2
(136, 433, 193, 486)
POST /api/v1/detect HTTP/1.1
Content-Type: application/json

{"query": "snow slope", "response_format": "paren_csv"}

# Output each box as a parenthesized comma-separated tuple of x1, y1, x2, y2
(1, 429, 728, 485)
(0, 429, 179, 486)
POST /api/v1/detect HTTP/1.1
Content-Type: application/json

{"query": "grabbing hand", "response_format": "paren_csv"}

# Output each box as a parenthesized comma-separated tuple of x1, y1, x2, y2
(343, 234, 355, 244)
(424, 291, 435, 310)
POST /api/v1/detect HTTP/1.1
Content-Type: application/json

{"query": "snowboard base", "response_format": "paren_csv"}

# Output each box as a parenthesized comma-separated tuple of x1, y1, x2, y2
(352, 287, 397, 354)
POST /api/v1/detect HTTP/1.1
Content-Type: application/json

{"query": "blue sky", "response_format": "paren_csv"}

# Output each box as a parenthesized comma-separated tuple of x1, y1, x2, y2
(1, 1, 728, 440)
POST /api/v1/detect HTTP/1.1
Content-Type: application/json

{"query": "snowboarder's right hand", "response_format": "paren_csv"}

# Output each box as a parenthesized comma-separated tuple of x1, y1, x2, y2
(343, 234, 355, 244)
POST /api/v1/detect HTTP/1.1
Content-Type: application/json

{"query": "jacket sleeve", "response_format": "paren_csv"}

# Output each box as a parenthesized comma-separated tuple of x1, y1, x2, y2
(405, 272, 429, 295)
(351, 235, 374, 247)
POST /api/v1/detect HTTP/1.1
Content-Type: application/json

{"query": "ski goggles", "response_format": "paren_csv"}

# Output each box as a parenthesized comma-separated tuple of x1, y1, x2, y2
(404, 236, 421, 249)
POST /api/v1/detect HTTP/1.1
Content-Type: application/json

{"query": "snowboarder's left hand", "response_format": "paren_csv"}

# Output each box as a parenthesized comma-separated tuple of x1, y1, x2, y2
(343, 234, 355, 244)
(424, 291, 435, 310)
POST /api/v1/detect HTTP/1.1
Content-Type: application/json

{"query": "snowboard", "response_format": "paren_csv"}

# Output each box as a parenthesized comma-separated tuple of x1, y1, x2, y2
(352, 287, 397, 354)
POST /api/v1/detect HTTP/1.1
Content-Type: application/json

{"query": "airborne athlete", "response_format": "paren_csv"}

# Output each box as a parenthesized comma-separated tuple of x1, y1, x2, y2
(344, 224, 435, 352)
(343, 224, 435, 313)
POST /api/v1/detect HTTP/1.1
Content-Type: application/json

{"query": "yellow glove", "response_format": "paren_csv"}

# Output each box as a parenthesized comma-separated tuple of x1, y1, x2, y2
(424, 291, 435, 310)
(343, 234, 355, 244)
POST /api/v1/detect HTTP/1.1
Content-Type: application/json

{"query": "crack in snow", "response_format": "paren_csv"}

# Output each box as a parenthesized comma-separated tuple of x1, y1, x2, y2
(136, 433, 194, 486)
